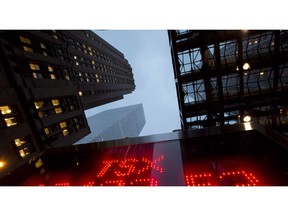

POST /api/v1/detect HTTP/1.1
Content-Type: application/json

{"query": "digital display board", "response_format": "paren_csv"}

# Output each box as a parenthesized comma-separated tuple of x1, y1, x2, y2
(1, 124, 288, 186)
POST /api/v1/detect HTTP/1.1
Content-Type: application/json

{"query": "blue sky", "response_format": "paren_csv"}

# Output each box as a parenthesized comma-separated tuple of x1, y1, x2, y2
(85, 30, 181, 136)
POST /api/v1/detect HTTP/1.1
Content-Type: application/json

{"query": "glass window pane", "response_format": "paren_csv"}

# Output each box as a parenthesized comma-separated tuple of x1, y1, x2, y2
(0, 106, 12, 115)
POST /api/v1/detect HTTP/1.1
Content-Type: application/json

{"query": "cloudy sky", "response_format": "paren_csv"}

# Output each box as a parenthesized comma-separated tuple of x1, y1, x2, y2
(84, 30, 181, 136)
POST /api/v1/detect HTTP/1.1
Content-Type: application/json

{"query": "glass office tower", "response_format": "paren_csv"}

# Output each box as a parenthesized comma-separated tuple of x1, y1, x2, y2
(75, 104, 146, 144)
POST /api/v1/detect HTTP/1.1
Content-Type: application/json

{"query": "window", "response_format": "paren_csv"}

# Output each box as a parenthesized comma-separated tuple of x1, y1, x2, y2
(50, 74, 56, 79)
(65, 75, 70, 80)
(78, 91, 83, 96)
(48, 66, 54, 72)
(44, 127, 51, 135)
(23, 46, 33, 52)
(34, 101, 44, 109)
(14, 137, 27, 147)
(19, 36, 31, 44)
(40, 43, 46, 49)
(51, 99, 60, 106)
(60, 121, 67, 128)
(62, 129, 69, 136)
(19, 147, 30, 158)
(30, 63, 40, 70)
(5, 117, 17, 127)
(54, 107, 62, 114)
(0, 106, 12, 115)
(32, 73, 43, 79)
(35, 159, 43, 168)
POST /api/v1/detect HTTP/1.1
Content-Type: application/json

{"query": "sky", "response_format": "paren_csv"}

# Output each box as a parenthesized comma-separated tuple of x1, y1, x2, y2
(84, 30, 181, 136)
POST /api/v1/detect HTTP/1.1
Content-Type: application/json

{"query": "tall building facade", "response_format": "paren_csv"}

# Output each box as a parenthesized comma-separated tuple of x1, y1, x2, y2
(75, 104, 146, 144)
(0, 30, 135, 179)
(168, 30, 288, 132)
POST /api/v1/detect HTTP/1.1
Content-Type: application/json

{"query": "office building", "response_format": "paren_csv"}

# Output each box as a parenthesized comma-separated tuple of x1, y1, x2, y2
(168, 30, 288, 132)
(75, 104, 146, 144)
(0, 30, 135, 179)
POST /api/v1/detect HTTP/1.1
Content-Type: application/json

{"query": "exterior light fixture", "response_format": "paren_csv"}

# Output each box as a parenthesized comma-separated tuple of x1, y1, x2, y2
(243, 63, 250, 70)
(0, 161, 5, 168)
(243, 115, 251, 122)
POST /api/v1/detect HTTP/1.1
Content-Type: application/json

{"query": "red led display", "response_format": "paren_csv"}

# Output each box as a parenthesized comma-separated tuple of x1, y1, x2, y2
(20, 141, 274, 186)
(96, 154, 164, 186)
(185, 170, 260, 186)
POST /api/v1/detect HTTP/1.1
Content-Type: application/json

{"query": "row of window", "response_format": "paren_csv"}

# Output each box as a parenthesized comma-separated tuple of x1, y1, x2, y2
(71, 50, 131, 79)
(177, 31, 288, 75)
(27, 62, 71, 81)
(69, 31, 123, 66)
(12, 136, 34, 158)
(67, 35, 131, 72)
(0, 105, 21, 128)
(0, 104, 34, 159)
(75, 71, 133, 85)
(20, 34, 133, 84)
(20, 35, 56, 59)
(42, 116, 85, 145)
(34, 96, 79, 119)
(80, 87, 132, 97)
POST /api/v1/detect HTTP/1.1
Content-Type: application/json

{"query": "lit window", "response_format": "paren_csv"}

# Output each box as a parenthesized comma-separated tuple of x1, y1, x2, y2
(34, 101, 44, 109)
(54, 107, 62, 114)
(65, 75, 70, 80)
(23, 46, 33, 52)
(74, 55, 77, 60)
(44, 128, 51, 135)
(0, 106, 12, 115)
(30, 63, 40, 70)
(50, 74, 56, 79)
(43, 51, 48, 56)
(78, 91, 83, 96)
(59, 121, 67, 128)
(48, 66, 54, 72)
(51, 99, 60, 106)
(40, 43, 46, 49)
(62, 129, 69, 136)
(32, 73, 38, 78)
(5, 117, 17, 127)
(89, 52, 93, 56)
(91, 60, 95, 65)
(260, 71, 264, 76)
(53, 35, 58, 40)
(75, 61, 79, 66)
(14, 138, 27, 147)
(19, 36, 31, 44)
(19, 147, 30, 158)
(35, 159, 43, 169)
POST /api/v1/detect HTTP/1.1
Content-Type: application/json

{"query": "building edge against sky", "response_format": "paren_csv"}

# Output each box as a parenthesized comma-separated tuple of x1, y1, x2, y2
(75, 104, 146, 144)
(0, 30, 135, 179)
